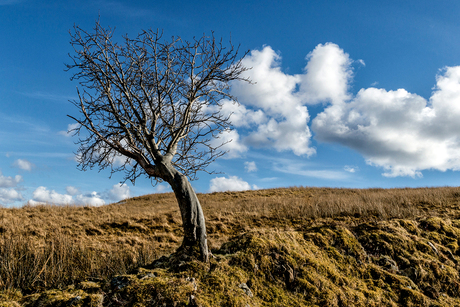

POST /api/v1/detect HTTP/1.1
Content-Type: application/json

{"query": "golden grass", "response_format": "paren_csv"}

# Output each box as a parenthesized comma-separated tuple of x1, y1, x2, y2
(2, 186, 460, 306)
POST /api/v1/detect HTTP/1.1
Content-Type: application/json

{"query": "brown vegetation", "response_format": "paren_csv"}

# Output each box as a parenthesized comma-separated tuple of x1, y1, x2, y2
(2, 186, 460, 306)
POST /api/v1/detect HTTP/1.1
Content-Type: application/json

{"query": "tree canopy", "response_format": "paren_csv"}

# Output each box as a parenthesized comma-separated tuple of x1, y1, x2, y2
(66, 22, 250, 184)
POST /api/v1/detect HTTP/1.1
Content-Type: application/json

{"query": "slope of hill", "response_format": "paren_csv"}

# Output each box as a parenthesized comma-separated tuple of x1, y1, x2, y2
(1, 187, 460, 306)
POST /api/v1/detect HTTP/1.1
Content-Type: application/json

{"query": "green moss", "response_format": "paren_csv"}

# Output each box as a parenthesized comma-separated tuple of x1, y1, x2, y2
(0, 290, 22, 307)
(0, 290, 22, 304)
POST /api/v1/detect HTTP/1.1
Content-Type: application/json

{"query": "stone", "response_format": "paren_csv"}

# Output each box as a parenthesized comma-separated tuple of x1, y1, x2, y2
(186, 277, 198, 291)
(111, 276, 131, 290)
(239, 283, 253, 298)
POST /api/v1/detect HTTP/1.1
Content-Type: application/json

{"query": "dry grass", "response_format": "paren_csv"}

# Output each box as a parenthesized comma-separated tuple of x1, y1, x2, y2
(2, 186, 460, 305)
(202, 186, 460, 222)
(0, 194, 181, 293)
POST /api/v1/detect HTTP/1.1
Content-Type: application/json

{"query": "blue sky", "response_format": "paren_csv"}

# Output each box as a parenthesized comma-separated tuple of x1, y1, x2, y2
(2, 0, 460, 207)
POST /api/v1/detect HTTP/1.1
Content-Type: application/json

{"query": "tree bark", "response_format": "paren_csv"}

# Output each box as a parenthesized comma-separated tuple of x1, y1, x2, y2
(160, 163, 209, 262)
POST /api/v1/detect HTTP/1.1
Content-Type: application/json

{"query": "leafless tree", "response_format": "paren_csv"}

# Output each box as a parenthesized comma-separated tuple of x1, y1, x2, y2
(66, 22, 250, 262)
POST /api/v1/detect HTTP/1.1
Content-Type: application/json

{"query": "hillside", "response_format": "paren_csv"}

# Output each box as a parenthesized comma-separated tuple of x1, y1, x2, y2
(2, 187, 460, 306)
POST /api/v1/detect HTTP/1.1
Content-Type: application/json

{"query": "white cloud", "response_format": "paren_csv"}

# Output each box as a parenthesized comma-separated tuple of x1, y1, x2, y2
(344, 165, 358, 173)
(244, 161, 257, 172)
(28, 186, 107, 206)
(232, 46, 316, 156)
(206, 44, 354, 158)
(209, 176, 256, 192)
(208, 100, 266, 128)
(0, 171, 22, 188)
(0, 188, 23, 204)
(108, 183, 130, 201)
(59, 123, 79, 137)
(12, 159, 34, 171)
(75, 192, 105, 206)
(66, 186, 79, 195)
(29, 186, 73, 205)
(356, 59, 366, 67)
(299, 43, 353, 105)
(311, 56, 460, 177)
(211, 129, 248, 159)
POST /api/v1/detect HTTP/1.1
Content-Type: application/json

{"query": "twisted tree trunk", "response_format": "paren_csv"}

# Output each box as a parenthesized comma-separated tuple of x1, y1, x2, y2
(159, 163, 208, 262)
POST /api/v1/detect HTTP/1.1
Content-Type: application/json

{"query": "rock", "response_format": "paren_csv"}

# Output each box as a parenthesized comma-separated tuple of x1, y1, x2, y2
(139, 272, 156, 280)
(111, 276, 131, 290)
(378, 255, 398, 273)
(188, 294, 201, 306)
(67, 295, 81, 306)
(283, 264, 295, 286)
(186, 277, 198, 291)
(422, 285, 440, 300)
(239, 283, 253, 298)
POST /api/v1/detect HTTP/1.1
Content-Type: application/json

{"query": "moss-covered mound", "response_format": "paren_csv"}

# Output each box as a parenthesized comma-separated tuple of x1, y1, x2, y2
(4, 216, 460, 306)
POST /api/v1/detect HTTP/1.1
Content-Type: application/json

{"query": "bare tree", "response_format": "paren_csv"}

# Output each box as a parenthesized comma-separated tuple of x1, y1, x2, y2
(66, 22, 249, 262)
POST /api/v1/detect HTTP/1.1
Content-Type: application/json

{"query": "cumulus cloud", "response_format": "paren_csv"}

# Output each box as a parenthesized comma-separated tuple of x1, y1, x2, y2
(311, 57, 460, 177)
(12, 159, 34, 171)
(209, 176, 257, 192)
(210, 129, 248, 159)
(244, 161, 257, 172)
(0, 188, 23, 204)
(204, 44, 355, 158)
(208, 100, 266, 128)
(0, 171, 22, 188)
(75, 192, 105, 206)
(29, 186, 106, 206)
(231, 46, 316, 156)
(299, 43, 353, 105)
(66, 186, 79, 195)
(0, 170, 23, 205)
(29, 186, 73, 205)
(108, 183, 130, 201)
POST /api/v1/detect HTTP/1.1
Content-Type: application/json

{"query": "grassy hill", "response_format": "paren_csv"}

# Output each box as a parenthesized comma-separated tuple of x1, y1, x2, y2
(2, 187, 460, 306)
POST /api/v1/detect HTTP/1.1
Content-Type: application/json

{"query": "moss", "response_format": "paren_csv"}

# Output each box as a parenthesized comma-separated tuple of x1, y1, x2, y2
(0, 290, 22, 307)
(21, 289, 98, 307)
(77, 281, 101, 293)
(0, 290, 21, 304)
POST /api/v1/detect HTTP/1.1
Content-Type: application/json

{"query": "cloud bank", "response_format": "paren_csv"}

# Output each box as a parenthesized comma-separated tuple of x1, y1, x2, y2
(0, 171, 23, 204)
(312, 64, 460, 177)
(229, 42, 460, 177)
(28, 184, 131, 206)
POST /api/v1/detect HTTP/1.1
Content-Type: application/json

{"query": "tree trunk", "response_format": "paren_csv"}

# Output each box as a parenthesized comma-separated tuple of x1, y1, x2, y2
(161, 163, 209, 262)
